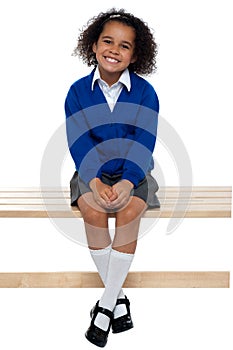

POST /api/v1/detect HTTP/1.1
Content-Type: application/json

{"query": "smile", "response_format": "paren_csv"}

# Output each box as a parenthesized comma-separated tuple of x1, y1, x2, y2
(104, 56, 119, 63)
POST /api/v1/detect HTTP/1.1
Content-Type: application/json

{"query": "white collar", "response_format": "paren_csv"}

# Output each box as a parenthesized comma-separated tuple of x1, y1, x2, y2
(91, 66, 131, 91)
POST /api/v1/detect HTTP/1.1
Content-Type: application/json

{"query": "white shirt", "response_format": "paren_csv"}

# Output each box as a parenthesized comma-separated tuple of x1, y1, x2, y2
(91, 67, 131, 112)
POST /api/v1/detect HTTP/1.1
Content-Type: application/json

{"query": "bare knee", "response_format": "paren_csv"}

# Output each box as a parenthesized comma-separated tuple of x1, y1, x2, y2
(83, 207, 108, 226)
(116, 199, 147, 225)
(117, 207, 136, 223)
(78, 194, 108, 226)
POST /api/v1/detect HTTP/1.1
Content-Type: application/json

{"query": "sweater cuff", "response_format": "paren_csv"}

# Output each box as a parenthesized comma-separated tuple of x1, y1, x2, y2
(121, 172, 143, 188)
(79, 169, 101, 186)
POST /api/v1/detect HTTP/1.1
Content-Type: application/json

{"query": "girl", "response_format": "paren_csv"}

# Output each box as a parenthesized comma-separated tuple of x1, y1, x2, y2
(65, 8, 159, 347)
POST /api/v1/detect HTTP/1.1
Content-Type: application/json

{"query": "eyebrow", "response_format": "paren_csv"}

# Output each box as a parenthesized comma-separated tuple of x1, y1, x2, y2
(101, 35, 133, 47)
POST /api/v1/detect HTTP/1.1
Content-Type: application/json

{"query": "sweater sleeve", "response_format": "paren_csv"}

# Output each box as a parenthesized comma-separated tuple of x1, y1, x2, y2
(121, 84, 159, 187)
(65, 86, 102, 185)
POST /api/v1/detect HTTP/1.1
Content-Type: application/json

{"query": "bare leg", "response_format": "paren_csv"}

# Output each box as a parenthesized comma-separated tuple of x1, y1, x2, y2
(113, 196, 147, 253)
(78, 192, 111, 250)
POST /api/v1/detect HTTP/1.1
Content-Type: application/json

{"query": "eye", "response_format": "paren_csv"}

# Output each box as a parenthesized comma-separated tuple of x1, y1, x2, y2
(122, 44, 130, 50)
(103, 39, 112, 44)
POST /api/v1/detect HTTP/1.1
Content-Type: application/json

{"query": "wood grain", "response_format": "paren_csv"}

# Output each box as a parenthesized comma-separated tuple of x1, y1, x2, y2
(0, 186, 231, 218)
(0, 271, 229, 288)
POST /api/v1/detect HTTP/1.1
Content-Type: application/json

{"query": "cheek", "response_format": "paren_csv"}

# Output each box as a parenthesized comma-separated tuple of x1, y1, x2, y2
(127, 53, 136, 63)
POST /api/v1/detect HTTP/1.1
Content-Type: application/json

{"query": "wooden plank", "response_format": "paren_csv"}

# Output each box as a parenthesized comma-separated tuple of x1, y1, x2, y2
(0, 186, 231, 197)
(0, 204, 231, 218)
(0, 271, 229, 288)
(0, 205, 231, 218)
(145, 206, 231, 218)
(0, 186, 231, 218)
(0, 197, 231, 205)
(0, 186, 231, 191)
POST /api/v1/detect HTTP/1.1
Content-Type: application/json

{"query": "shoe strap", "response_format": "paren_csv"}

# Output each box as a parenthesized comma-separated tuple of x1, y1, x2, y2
(95, 305, 114, 320)
(116, 296, 130, 307)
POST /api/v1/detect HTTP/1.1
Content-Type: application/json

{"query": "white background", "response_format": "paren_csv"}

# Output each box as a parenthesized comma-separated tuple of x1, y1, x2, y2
(0, 0, 232, 349)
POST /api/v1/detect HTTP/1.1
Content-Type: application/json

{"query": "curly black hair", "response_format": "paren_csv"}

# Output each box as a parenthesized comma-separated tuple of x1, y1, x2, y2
(73, 8, 158, 75)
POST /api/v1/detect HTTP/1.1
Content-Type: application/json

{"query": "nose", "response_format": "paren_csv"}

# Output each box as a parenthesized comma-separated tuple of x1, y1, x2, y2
(109, 44, 119, 55)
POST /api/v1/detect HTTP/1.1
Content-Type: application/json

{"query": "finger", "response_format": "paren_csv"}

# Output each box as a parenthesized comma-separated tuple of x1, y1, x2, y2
(93, 192, 110, 207)
(96, 197, 110, 209)
(105, 188, 113, 199)
(100, 191, 111, 202)
(110, 193, 129, 209)
(110, 191, 123, 204)
(109, 191, 118, 201)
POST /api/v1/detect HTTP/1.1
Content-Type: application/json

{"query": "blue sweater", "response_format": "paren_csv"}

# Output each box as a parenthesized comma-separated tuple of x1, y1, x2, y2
(65, 69, 159, 187)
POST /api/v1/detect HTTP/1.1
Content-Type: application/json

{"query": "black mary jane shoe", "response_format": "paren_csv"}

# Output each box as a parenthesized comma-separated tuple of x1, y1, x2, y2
(86, 301, 113, 348)
(112, 296, 134, 334)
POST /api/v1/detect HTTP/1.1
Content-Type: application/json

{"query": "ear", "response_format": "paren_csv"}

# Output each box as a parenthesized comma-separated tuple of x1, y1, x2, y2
(92, 42, 97, 53)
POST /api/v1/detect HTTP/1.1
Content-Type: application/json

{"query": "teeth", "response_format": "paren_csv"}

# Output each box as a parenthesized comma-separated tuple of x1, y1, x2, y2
(106, 57, 118, 63)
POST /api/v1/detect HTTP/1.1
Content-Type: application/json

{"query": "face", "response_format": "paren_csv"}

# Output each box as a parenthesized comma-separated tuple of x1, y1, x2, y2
(92, 21, 136, 85)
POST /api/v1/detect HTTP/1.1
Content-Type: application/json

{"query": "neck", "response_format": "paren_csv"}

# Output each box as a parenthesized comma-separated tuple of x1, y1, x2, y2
(98, 68, 122, 87)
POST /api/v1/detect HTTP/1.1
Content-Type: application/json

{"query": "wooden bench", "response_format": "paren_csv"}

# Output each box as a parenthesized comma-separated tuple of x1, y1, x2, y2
(0, 186, 231, 288)
(0, 186, 231, 218)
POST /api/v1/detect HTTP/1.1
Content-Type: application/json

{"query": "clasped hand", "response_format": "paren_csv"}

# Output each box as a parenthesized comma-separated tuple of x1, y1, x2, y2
(89, 178, 134, 209)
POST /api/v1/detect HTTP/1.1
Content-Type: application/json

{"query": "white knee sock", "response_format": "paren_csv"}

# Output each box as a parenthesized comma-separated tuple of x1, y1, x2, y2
(94, 249, 134, 330)
(89, 246, 127, 320)
(89, 245, 112, 284)
(89, 246, 125, 292)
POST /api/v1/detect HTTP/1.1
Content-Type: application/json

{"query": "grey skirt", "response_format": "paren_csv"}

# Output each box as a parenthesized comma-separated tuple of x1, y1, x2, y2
(70, 172, 160, 209)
